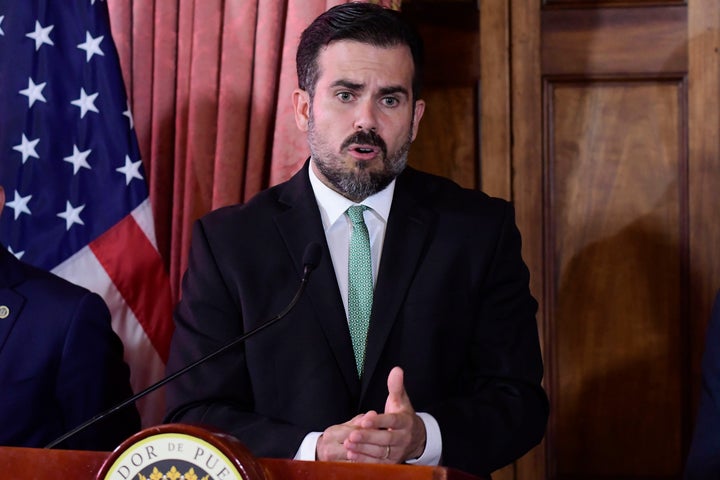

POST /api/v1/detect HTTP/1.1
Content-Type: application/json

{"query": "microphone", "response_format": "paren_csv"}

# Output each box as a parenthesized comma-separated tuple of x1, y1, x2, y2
(45, 242, 323, 449)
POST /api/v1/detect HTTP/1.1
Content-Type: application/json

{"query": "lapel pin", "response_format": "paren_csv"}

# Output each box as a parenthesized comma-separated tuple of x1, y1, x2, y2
(0, 306, 9, 319)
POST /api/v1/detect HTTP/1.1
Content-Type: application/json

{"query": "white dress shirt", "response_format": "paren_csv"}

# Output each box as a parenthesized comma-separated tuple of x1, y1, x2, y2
(293, 163, 442, 465)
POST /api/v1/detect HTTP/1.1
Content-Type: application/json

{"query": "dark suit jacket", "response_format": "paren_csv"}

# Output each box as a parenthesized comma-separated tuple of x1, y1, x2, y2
(0, 246, 140, 450)
(685, 290, 720, 479)
(165, 163, 548, 476)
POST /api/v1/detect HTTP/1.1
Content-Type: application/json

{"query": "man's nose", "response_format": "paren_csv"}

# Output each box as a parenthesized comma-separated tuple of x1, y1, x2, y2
(353, 99, 378, 131)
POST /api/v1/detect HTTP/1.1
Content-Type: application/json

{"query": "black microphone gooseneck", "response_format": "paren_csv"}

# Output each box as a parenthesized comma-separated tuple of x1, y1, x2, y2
(44, 242, 323, 449)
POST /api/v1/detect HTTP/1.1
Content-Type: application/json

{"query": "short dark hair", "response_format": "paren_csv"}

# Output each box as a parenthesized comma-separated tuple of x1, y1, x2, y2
(296, 2, 425, 100)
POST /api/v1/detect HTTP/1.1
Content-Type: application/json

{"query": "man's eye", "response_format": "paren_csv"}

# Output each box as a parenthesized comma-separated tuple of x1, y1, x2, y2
(337, 92, 353, 102)
(382, 97, 398, 107)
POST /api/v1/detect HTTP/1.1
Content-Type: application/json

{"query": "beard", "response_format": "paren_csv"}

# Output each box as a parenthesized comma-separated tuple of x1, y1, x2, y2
(308, 112, 414, 202)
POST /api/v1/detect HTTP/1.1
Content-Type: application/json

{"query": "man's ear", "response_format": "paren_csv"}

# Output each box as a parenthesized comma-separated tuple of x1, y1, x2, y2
(292, 88, 311, 132)
(410, 99, 426, 142)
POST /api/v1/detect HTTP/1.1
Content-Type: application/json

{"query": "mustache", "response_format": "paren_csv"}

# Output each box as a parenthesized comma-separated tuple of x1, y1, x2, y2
(340, 130, 387, 157)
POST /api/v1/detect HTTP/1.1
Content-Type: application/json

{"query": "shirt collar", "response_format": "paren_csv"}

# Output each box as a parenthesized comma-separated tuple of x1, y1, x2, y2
(308, 160, 395, 229)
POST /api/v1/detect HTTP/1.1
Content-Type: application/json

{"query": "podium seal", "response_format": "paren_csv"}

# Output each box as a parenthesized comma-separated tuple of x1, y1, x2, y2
(97, 424, 265, 480)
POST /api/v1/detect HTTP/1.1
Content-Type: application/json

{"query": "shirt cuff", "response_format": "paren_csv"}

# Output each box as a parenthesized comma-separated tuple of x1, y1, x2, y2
(405, 412, 442, 466)
(294, 431, 323, 460)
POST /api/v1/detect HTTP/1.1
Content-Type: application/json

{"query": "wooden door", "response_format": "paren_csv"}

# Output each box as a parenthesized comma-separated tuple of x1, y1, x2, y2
(508, 0, 720, 478)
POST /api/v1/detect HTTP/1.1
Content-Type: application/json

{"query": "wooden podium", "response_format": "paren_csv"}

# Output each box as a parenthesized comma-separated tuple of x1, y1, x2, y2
(1, 424, 485, 480)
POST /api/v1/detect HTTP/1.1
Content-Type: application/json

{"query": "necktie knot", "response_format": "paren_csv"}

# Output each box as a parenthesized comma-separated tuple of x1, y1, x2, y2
(346, 204, 368, 225)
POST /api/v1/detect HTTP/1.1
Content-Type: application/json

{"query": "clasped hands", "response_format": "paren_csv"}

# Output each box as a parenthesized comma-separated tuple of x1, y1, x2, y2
(316, 366, 427, 463)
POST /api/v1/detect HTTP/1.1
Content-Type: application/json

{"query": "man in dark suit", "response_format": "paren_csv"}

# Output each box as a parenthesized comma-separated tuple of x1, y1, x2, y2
(0, 186, 140, 450)
(685, 290, 720, 479)
(165, 3, 548, 477)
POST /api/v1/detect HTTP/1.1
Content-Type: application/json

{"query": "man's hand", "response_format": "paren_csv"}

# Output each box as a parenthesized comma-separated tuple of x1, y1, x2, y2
(315, 414, 366, 461)
(343, 366, 427, 463)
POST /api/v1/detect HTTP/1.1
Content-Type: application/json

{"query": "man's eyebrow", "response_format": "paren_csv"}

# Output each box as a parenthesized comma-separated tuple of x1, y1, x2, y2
(378, 85, 409, 97)
(329, 79, 364, 91)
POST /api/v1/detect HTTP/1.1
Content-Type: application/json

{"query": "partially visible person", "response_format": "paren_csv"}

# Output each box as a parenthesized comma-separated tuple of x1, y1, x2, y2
(685, 290, 720, 479)
(0, 186, 141, 450)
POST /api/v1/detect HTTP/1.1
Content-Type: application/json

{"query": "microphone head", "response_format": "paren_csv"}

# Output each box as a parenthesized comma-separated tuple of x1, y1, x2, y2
(302, 242, 323, 272)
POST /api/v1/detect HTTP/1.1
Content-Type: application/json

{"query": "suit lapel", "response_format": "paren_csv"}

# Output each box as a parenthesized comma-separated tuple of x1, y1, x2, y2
(274, 164, 361, 397)
(0, 249, 27, 354)
(361, 169, 434, 395)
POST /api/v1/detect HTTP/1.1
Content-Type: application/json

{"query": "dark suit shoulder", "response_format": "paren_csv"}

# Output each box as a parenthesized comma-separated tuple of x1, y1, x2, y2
(2, 250, 100, 305)
(10, 261, 112, 344)
(399, 166, 511, 216)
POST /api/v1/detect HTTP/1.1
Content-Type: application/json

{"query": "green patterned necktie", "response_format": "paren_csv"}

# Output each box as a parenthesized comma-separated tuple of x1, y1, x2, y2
(346, 205, 372, 376)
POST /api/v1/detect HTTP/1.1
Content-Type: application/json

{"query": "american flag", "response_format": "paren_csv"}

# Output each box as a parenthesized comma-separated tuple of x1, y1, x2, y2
(0, 0, 173, 426)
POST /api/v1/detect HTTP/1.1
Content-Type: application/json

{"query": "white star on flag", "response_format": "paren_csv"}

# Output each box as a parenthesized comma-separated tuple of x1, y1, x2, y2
(71, 88, 100, 118)
(116, 155, 144, 185)
(57, 201, 86, 230)
(26, 21, 54, 51)
(7, 246, 24, 261)
(64, 145, 93, 174)
(77, 31, 105, 62)
(12, 134, 40, 164)
(19, 78, 48, 107)
(0, 16, 5, 36)
(123, 101, 134, 130)
(5, 190, 32, 220)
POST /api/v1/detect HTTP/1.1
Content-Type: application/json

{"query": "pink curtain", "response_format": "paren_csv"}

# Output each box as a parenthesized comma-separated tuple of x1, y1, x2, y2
(109, 0, 397, 301)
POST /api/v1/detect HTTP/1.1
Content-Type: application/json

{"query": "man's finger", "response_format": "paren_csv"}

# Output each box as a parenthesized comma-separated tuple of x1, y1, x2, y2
(386, 366, 412, 413)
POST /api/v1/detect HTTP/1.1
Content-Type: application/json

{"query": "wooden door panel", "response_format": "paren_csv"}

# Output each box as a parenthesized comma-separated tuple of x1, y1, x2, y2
(539, 4, 693, 478)
(547, 80, 685, 476)
(542, 7, 686, 76)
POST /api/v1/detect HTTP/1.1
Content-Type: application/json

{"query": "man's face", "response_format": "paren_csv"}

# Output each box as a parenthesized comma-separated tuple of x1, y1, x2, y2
(293, 40, 425, 202)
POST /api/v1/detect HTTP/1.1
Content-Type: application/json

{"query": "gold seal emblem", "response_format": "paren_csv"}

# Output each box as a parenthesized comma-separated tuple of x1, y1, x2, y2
(101, 432, 244, 480)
